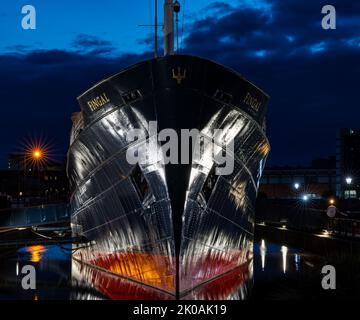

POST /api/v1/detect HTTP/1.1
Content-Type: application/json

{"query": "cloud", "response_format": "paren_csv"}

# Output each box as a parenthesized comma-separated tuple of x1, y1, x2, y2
(71, 34, 115, 55)
(205, 2, 234, 14)
(0, 49, 152, 167)
(180, 0, 360, 165)
(183, 0, 360, 59)
(0, 0, 359, 167)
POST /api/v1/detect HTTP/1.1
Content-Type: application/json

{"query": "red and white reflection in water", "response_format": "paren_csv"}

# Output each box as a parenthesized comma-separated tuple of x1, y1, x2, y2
(71, 252, 252, 300)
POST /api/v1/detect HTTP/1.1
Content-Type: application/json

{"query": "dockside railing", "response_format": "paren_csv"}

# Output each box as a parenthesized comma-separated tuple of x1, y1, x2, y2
(256, 199, 360, 238)
(0, 203, 69, 229)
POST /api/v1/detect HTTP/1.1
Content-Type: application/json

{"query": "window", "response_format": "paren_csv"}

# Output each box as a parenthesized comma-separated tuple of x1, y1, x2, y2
(308, 176, 317, 184)
(130, 165, 149, 202)
(294, 176, 305, 183)
(318, 176, 329, 183)
(344, 190, 357, 199)
(303, 193, 321, 199)
(203, 166, 218, 202)
(281, 176, 292, 184)
(269, 176, 280, 184)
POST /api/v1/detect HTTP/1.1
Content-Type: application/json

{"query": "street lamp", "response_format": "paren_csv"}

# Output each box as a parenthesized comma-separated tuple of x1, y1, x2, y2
(32, 148, 43, 160)
(344, 176, 354, 205)
(24, 146, 46, 204)
(23, 138, 51, 170)
(294, 183, 300, 190)
(26, 146, 46, 168)
(32, 149, 43, 160)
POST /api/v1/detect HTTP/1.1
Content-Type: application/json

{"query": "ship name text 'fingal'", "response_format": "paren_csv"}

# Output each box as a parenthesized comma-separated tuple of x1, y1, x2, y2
(243, 92, 261, 112)
(87, 93, 110, 112)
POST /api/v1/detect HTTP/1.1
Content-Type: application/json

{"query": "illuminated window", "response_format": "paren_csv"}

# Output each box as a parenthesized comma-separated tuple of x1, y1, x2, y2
(344, 190, 357, 199)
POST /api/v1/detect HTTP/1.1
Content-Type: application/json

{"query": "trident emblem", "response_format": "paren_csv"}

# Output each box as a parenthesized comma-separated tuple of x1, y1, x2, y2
(172, 67, 186, 84)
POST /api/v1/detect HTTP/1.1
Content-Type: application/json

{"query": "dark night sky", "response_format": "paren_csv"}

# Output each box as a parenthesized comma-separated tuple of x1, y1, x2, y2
(0, 0, 359, 168)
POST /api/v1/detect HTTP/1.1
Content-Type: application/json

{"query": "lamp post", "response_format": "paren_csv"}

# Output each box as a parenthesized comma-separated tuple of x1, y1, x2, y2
(33, 148, 45, 201)
(345, 176, 353, 212)
(25, 147, 45, 205)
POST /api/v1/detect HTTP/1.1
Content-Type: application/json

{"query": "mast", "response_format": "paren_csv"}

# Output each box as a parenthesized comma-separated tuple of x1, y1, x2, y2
(164, 0, 174, 55)
(154, 0, 158, 57)
(174, 0, 180, 53)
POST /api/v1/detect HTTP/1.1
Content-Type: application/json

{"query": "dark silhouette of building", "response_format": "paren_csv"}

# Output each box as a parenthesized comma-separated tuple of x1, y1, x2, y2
(336, 129, 360, 199)
(0, 155, 69, 207)
(259, 157, 336, 200)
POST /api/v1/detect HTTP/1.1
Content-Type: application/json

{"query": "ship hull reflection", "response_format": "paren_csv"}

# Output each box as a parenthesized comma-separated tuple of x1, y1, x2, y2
(71, 255, 252, 300)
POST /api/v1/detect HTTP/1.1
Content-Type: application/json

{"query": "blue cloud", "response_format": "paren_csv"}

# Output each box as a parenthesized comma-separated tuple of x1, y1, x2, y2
(253, 49, 268, 57)
(310, 42, 327, 54)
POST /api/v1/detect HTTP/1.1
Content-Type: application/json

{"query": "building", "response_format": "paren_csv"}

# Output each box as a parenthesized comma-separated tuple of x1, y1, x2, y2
(7, 153, 24, 170)
(259, 157, 336, 200)
(336, 129, 360, 199)
(0, 156, 69, 206)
